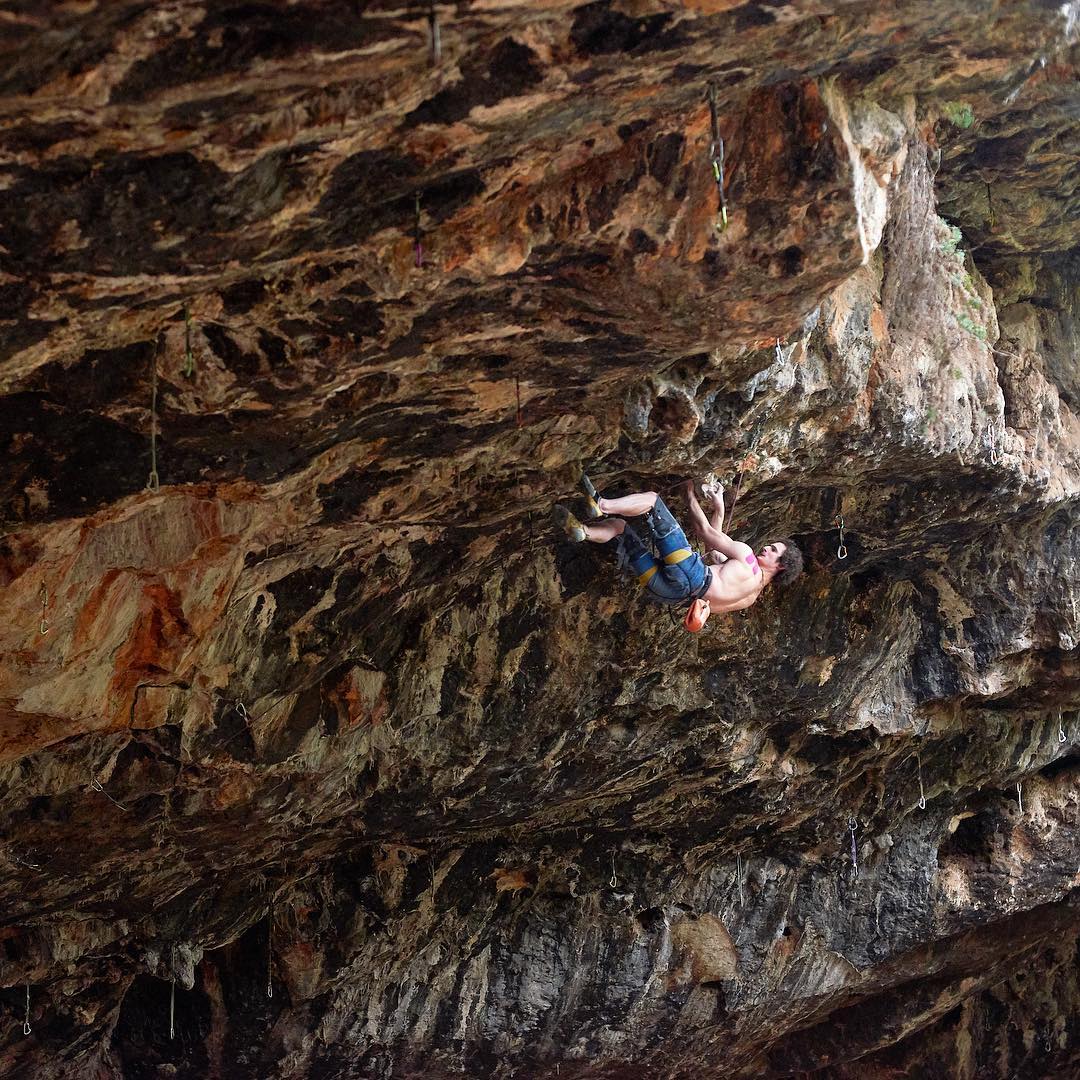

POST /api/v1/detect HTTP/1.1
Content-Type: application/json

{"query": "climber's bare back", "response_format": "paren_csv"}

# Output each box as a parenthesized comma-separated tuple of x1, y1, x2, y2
(703, 542, 765, 612)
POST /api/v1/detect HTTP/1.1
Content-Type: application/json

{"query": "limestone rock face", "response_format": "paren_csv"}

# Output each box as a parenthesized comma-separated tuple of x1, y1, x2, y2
(1, 3, 1079, 1078)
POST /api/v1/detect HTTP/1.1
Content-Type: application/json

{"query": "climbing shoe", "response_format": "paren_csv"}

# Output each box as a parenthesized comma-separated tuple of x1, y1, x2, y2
(579, 473, 603, 519)
(554, 505, 587, 543)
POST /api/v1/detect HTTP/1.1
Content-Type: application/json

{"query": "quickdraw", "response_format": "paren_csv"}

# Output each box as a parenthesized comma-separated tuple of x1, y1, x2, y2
(848, 819, 859, 877)
(707, 84, 728, 232)
(38, 582, 49, 636)
(267, 906, 274, 998)
(834, 514, 848, 560)
(182, 305, 195, 378)
(413, 193, 424, 268)
(427, 3, 441, 64)
(23, 984, 31, 1036)
(90, 776, 130, 812)
(147, 349, 160, 491)
(916, 753, 926, 810)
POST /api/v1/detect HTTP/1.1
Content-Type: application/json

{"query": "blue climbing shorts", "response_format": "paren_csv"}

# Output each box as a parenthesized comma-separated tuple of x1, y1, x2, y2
(616, 497, 709, 605)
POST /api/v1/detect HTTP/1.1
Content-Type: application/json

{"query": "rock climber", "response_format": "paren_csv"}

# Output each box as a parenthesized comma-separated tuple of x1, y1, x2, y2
(556, 475, 803, 631)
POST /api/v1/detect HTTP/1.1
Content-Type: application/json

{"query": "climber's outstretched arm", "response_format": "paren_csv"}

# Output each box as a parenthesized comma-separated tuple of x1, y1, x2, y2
(709, 486, 725, 533)
(683, 481, 753, 561)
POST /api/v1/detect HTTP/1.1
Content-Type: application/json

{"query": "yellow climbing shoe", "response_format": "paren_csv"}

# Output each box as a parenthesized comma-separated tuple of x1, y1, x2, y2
(555, 505, 587, 543)
(580, 473, 603, 519)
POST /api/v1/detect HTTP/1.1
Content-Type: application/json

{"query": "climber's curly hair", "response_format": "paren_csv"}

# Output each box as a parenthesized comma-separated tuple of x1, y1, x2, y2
(767, 538, 803, 587)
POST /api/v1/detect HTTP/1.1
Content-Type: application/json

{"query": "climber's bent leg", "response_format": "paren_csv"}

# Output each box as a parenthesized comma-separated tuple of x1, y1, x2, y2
(583, 518, 626, 543)
(614, 521, 662, 585)
(596, 490, 659, 518)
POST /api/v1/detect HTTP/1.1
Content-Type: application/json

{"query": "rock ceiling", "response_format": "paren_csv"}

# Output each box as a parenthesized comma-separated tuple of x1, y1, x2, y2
(1, 2, 1079, 1077)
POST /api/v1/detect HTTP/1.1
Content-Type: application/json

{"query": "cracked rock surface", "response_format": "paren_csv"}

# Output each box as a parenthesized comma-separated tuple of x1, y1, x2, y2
(1, 2, 1079, 1077)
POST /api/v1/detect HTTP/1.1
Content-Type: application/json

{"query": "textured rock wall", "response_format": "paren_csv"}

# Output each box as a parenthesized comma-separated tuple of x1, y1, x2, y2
(1, 2, 1079, 1077)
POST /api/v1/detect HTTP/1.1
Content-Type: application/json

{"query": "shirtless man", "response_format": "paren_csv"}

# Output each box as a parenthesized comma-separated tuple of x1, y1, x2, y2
(556, 476, 802, 631)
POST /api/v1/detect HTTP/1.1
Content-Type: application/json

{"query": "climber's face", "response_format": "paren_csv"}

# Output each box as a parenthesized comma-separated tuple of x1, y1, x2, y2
(757, 542, 786, 573)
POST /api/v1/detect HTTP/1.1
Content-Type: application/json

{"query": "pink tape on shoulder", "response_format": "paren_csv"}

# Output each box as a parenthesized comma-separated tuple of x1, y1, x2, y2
(746, 553, 759, 574)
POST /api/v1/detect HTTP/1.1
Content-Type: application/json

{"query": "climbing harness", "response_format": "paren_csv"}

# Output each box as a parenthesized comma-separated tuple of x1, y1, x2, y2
(413, 193, 424, 268)
(707, 84, 728, 231)
(834, 514, 848, 560)
(1016, 782, 1024, 816)
(182, 306, 195, 379)
(609, 852, 618, 889)
(90, 776, 130, 812)
(267, 908, 274, 998)
(735, 852, 745, 907)
(427, 3, 441, 64)
(916, 754, 926, 810)
(147, 349, 160, 491)
(38, 582, 49, 635)
(848, 819, 859, 878)
(23, 984, 31, 1036)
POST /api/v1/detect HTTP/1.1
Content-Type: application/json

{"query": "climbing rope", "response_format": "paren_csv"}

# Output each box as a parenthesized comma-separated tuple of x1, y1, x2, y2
(834, 514, 848, 560)
(23, 984, 31, 1036)
(727, 428, 763, 520)
(38, 582, 49, 635)
(707, 84, 728, 231)
(147, 348, 160, 491)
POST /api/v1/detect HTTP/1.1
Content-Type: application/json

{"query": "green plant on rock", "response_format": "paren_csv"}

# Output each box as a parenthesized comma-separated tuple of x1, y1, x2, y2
(942, 101, 975, 129)
(936, 218, 988, 342)
(956, 312, 987, 340)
